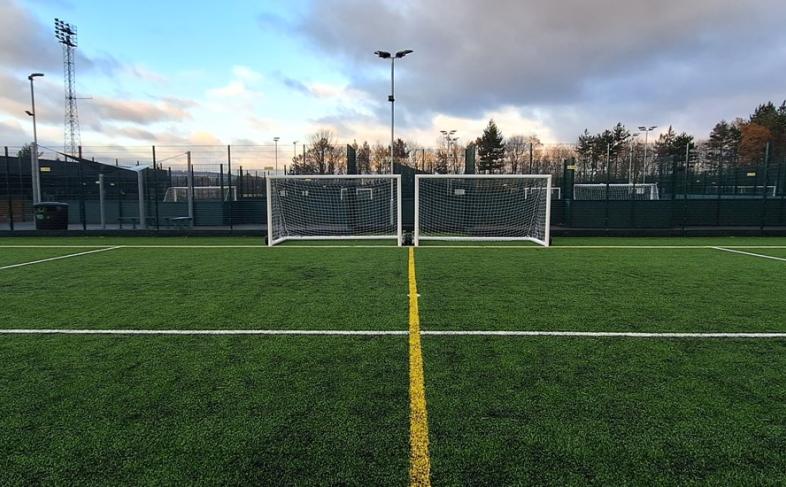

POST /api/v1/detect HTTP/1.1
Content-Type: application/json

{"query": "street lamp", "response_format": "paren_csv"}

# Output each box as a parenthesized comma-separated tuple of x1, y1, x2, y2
(292, 141, 297, 172)
(628, 133, 640, 184)
(375, 49, 413, 174)
(638, 125, 657, 183)
(27, 72, 44, 204)
(273, 137, 280, 174)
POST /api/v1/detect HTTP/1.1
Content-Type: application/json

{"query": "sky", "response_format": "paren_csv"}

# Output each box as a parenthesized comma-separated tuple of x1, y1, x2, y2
(1, 0, 785, 166)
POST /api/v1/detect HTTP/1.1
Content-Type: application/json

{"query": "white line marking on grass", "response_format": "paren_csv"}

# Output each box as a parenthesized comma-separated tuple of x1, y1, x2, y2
(713, 247, 786, 262)
(414, 245, 786, 249)
(1, 244, 786, 250)
(1, 329, 784, 339)
(422, 331, 786, 338)
(0, 329, 408, 335)
(0, 246, 122, 270)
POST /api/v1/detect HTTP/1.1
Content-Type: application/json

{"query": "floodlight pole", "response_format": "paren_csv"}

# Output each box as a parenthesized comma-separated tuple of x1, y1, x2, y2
(638, 125, 657, 184)
(629, 133, 639, 184)
(376, 49, 412, 174)
(273, 137, 280, 174)
(27, 73, 44, 204)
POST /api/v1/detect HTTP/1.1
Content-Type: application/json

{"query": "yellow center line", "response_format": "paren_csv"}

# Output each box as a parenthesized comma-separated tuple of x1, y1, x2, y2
(408, 247, 432, 486)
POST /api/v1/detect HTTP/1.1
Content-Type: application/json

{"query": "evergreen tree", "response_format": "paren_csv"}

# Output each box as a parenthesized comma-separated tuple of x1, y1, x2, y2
(475, 119, 506, 173)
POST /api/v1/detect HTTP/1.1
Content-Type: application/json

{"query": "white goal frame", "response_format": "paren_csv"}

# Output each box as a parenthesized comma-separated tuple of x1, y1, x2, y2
(573, 183, 660, 200)
(266, 174, 402, 247)
(414, 174, 552, 247)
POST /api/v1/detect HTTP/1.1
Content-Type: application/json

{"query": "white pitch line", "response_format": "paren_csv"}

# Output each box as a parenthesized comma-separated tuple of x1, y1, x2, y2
(1, 329, 785, 339)
(0, 246, 122, 271)
(713, 246, 786, 262)
(1, 244, 786, 249)
(0, 329, 408, 335)
(422, 330, 786, 338)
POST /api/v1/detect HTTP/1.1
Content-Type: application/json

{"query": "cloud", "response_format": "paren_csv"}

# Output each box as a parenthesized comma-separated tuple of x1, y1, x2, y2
(290, 0, 786, 139)
(0, 0, 118, 75)
(87, 97, 193, 125)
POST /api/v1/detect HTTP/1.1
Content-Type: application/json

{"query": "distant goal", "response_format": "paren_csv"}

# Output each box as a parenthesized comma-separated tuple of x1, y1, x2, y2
(267, 175, 402, 246)
(573, 183, 660, 200)
(415, 175, 552, 247)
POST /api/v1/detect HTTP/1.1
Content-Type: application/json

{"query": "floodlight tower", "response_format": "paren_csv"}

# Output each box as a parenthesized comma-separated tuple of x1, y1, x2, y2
(374, 49, 413, 174)
(638, 125, 657, 183)
(55, 18, 81, 157)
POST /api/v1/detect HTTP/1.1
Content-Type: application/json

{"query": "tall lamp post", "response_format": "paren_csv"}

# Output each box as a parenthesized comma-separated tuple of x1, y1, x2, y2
(273, 136, 280, 174)
(374, 49, 413, 174)
(628, 133, 640, 183)
(638, 125, 657, 183)
(26, 73, 44, 204)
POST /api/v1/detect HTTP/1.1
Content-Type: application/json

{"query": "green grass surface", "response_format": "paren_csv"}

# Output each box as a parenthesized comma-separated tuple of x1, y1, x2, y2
(424, 337, 786, 485)
(0, 248, 106, 267)
(0, 247, 408, 329)
(3, 236, 786, 485)
(417, 247, 786, 332)
(0, 335, 409, 485)
(2, 235, 786, 247)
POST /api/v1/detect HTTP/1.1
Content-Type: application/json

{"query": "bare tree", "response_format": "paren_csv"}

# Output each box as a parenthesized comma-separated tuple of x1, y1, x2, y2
(506, 135, 528, 174)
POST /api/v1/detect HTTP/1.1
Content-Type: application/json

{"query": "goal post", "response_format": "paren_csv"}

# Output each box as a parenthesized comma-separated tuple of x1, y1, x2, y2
(573, 183, 660, 200)
(266, 175, 402, 246)
(415, 174, 552, 247)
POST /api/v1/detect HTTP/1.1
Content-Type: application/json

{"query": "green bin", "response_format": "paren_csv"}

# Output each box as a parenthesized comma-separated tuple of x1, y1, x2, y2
(34, 202, 69, 230)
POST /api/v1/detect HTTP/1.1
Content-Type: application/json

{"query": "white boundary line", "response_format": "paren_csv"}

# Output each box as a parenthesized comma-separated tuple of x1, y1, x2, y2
(421, 331, 786, 338)
(1, 244, 786, 249)
(713, 246, 786, 262)
(0, 329, 408, 335)
(1, 329, 785, 339)
(0, 246, 122, 270)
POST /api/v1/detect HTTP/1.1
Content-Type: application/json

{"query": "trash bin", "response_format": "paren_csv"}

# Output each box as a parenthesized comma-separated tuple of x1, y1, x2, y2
(34, 202, 69, 230)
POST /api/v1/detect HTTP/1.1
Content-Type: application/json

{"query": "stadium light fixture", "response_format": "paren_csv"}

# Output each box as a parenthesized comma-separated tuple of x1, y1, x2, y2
(374, 49, 413, 173)
(273, 137, 280, 174)
(27, 72, 44, 204)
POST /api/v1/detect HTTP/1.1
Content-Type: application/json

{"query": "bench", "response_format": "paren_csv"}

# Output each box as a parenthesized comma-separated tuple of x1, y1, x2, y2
(165, 216, 193, 229)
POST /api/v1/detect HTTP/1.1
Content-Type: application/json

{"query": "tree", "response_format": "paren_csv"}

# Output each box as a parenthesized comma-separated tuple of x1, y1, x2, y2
(357, 141, 371, 174)
(738, 123, 772, 164)
(371, 143, 389, 173)
(392, 138, 409, 161)
(655, 126, 694, 161)
(505, 135, 528, 174)
(475, 119, 505, 173)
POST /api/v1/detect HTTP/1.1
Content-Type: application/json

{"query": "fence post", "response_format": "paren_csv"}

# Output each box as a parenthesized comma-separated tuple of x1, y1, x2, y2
(98, 173, 105, 229)
(716, 151, 723, 225)
(604, 144, 611, 230)
(186, 151, 194, 224)
(227, 145, 233, 230)
(152, 146, 160, 230)
(4, 147, 12, 231)
(3, 147, 13, 230)
(761, 142, 770, 233)
(78, 146, 86, 230)
(682, 143, 690, 234)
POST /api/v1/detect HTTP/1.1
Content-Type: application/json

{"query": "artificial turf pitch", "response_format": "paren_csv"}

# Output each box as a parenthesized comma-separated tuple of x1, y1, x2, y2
(1, 236, 786, 485)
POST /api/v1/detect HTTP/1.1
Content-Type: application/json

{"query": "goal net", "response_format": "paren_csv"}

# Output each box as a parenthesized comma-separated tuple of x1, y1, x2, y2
(415, 175, 551, 247)
(163, 186, 237, 202)
(267, 175, 402, 246)
(573, 183, 659, 200)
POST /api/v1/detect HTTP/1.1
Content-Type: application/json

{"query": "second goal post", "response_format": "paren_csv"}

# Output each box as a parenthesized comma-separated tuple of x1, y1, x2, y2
(415, 174, 552, 247)
(267, 175, 402, 246)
